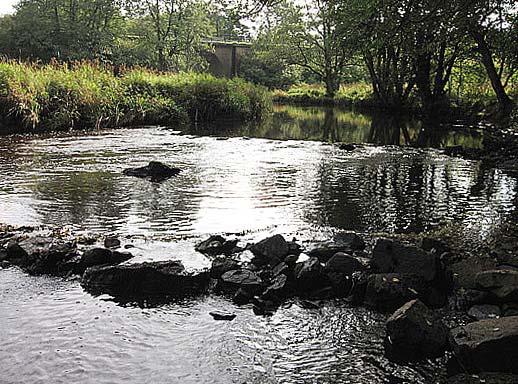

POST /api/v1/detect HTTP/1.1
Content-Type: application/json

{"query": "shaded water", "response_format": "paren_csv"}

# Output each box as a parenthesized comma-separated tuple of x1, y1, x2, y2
(0, 106, 516, 383)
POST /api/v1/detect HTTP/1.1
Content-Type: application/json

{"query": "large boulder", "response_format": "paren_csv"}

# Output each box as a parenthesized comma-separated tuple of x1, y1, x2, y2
(307, 232, 365, 262)
(372, 239, 438, 282)
(250, 235, 289, 266)
(475, 270, 518, 302)
(324, 252, 364, 275)
(385, 299, 449, 360)
(195, 235, 239, 257)
(467, 304, 501, 320)
(81, 261, 209, 297)
(219, 269, 263, 294)
(123, 161, 180, 182)
(6, 236, 76, 275)
(449, 316, 518, 374)
(364, 273, 419, 312)
(262, 274, 289, 301)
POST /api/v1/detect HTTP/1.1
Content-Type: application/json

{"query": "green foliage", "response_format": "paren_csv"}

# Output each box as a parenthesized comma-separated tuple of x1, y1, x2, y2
(272, 83, 373, 107)
(0, 61, 272, 133)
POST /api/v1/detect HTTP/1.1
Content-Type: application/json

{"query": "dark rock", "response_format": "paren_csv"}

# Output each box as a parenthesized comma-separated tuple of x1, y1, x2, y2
(81, 261, 209, 297)
(123, 161, 180, 182)
(209, 311, 236, 321)
(307, 232, 365, 262)
(272, 262, 289, 277)
(250, 235, 289, 266)
(364, 273, 419, 312)
(450, 316, 518, 374)
(262, 274, 289, 301)
(420, 237, 449, 255)
(76, 248, 132, 274)
(372, 239, 437, 282)
(219, 269, 263, 294)
(252, 297, 277, 316)
(339, 143, 356, 151)
(210, 257, 239, 279)
(284, 254, 299, 265)
(0, 260, 11, 269)
(447, 373, 518, 384)
(294, 257, 326, 292)
(104, 237, 121, 249)
(287, 241, 303, 256)
(326, 271, 352, 297)
(468, 304, 501, 320)
(298, 299, 321, 309)
(349, 271, 369, 305)
(385, 299, 449, 360)
(502, 303, 518, 317)
(324, 252, 364, 275)
(6, 236, 76, 275)
(475, 270, 518, 302)
(233, 288, 253, 305)
(0, 247, 7, 262)
(195, 235, 239, 256)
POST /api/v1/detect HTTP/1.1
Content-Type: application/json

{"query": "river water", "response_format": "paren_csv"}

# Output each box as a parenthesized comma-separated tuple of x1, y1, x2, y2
(0, 105, 516, 383)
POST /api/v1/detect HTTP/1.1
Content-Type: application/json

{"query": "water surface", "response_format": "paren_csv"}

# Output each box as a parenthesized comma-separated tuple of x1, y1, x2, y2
(0, 105, 516, 383)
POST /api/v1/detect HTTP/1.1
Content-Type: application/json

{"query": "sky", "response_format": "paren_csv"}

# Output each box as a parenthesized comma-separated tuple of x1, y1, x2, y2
(0, 0, 16, 15)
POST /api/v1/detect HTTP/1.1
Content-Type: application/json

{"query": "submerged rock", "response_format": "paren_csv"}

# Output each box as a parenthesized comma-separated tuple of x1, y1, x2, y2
(81, 261, 209, 297)
(475, 269, 518, 302)
(449, 316, 518, 374)
(294, 257, 326, 292)
(6, 236, 76, 275)
(468, 304, 501, 320)
(123, 161, 180, 182)
(385, 299, 448, 360)
(104, 237, 121, 249)
(210, 257, 240, 279)
(209, 311, 236, 321)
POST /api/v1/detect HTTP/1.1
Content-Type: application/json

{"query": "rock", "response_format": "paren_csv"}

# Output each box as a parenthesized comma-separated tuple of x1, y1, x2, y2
(209, 311, 236, 321)
(385, 299, 449, 360)
(210, 257, 240, 279)
(250, 235, 289, 266)
(0, 247, 7, 262)
(251, 297, 277, 316)
(420, 237, 449, 255)
(339, 143, 356, 151)
(475, 270, 518, 302)
(324, 252, 364, 275)
(298, 299, 321, 309)
(307, 232, 365, 262)
(284, 254, 299, 265)
(104, 237, 121, 249)
(81, 261, 209, 297)
(447, 373, 518, 384)
(364, 274, 419, 312)
(195, 235, 239, 256)
(272, 262, 289, 277)
(502, 303, 518, 317)
(450, 316, 518, 373)
(372, 239, 437, 282)
(6, 236, 76, 275)
(287, 241, 303, 256)
(219, 269, 263, 294)
(349, 271, 369, 304)
(233, 288, 253, 305)
(78, 248, 132, 273)
(123, 161, 180, 182)
(0, 260, 11, 269)
(262, 274, 289, 301)
(468, 304, 501, 320)
(294, 257, 326, 292)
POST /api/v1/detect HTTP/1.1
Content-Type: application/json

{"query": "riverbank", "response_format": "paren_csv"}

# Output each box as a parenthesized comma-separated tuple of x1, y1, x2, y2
(1, 224, 518, 381)
(0, 61, 272, 134)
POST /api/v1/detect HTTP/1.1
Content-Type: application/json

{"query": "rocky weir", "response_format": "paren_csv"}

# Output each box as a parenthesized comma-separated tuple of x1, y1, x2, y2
(1, 226, 518, 381)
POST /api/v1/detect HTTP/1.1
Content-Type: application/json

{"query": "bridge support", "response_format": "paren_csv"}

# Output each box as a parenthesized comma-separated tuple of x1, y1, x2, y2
(202, 41, 251, 78)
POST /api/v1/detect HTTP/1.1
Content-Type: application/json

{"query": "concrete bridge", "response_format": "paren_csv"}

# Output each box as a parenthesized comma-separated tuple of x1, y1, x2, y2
(202, 40, 251, 78)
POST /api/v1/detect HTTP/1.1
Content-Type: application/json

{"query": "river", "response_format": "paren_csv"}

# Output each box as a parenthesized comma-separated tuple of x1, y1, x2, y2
(0, 105, 516, 383)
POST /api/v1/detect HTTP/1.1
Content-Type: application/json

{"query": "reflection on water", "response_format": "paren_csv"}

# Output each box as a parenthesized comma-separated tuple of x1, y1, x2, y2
(190, 105, 484, 148)
(0, 105, 515, 383)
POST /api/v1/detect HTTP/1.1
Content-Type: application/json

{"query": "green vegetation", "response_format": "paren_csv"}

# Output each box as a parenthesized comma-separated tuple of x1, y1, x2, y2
(0, 61, 271, 133)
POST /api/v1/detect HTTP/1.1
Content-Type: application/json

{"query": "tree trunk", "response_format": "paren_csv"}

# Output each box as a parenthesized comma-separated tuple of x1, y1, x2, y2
(470, 28, 514, 114)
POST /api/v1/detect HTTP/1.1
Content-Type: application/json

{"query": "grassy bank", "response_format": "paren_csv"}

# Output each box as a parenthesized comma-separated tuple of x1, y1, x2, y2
(0, 61, 272, 133)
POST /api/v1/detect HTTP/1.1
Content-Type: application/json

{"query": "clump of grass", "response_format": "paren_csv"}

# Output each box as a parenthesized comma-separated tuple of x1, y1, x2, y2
(0, 60, 272, 133)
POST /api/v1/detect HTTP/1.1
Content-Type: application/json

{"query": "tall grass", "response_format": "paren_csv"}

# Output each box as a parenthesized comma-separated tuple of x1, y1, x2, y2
(0, 61, 272, 133)
(272, 83, 373, 107)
